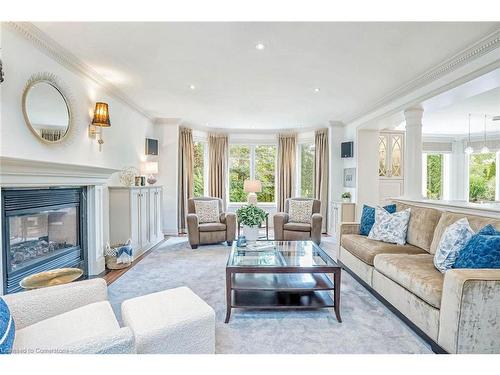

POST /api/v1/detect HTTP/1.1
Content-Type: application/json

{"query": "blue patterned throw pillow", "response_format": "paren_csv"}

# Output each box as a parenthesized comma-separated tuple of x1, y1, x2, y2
(368, 207, 411, 245)
(433, 218, 474, 273)
(0, 297, 15, 354)
(359, 204, 396, 236)
(453, 225, 500, 269)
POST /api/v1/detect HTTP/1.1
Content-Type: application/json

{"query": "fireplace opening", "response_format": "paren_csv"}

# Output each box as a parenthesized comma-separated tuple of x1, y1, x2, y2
(2, 187, 88, 294)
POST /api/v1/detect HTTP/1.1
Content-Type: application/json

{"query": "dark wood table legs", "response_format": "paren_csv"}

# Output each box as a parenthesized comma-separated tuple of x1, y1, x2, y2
(225, 269, 232, 323)
(333, 271, 342, 322)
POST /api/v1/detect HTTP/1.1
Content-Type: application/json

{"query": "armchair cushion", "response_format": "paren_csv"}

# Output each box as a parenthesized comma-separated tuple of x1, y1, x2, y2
(13, 301, 120, 354)
(288, 200, 314, 223)
(284, 222, 311, 232)
(198, 223, 226, 232)
(193, 200, 220, 223)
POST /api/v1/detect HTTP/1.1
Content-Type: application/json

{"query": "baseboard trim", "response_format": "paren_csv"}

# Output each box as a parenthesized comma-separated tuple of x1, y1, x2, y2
(338, 260, 448, 354)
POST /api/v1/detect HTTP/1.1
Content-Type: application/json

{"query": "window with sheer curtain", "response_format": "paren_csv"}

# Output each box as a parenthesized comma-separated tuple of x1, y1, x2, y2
(229, 144, 276, 203)
(298, 143, 314, 198)
(193, 141, 206, 197)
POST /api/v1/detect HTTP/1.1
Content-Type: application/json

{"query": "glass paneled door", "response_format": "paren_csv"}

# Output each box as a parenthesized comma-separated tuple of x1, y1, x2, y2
(378, 132, 404, 179)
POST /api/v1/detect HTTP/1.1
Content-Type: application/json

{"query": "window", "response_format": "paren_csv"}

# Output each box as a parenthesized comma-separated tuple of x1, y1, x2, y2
(469, 153, 497, 202)
(193, 141, 206, 197)
(255, 145, 276, 203)
(229, 144, 276, 203)
(426, 154, 443, 200)
(299, 144, 314, 198)
(229, 145, 251, 203)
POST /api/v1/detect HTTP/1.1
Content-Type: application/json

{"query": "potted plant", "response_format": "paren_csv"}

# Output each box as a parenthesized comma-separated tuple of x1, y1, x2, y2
(236, 204, 268, 241)
(341, 192, 351, 203)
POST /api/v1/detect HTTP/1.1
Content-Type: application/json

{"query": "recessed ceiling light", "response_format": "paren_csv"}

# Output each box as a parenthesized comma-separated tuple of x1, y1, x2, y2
(255, 43, 265, 50)
(314, 88, 321, 93)
(189, 84, 196, 90)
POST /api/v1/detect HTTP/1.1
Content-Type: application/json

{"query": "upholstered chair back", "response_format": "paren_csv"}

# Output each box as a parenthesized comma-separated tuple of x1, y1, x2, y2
(188, 197, 224, 214)
(284, 198, 321, 214)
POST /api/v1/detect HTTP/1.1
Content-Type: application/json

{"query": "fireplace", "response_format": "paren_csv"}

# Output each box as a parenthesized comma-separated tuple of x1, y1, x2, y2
(1, 187, 88, 294)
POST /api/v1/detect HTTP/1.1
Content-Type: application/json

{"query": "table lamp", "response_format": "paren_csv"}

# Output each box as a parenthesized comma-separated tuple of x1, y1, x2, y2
(244, 180, 262, 205)
(144, 162, 158, 185)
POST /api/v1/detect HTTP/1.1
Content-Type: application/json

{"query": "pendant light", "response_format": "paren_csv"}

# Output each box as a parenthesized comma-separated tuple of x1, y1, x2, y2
(464, 113, 474, 155)
(480, 114, 489, 154)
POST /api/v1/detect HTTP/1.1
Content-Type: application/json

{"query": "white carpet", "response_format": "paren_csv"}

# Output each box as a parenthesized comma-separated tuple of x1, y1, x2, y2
(108, 237, 432, 354)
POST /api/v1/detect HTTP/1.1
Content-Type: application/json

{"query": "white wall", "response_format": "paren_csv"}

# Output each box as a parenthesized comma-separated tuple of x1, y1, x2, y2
(1, 26, 159, 245)
(355, 129, 380, 218)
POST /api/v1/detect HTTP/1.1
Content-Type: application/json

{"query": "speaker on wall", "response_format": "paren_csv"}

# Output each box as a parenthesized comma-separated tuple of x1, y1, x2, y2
(341, 141, 354, 158)
(145, 138, 158, 155)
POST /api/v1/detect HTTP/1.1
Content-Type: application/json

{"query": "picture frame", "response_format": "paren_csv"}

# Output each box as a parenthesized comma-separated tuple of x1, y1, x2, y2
(343, 168, 356, 188)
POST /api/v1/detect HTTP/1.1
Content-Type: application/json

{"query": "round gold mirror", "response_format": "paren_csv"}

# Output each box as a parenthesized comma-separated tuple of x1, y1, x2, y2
(22, 76, 71, 143)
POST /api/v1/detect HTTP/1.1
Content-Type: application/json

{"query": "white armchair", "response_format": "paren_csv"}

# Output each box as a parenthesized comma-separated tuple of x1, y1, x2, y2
(2, 278, 135, 354)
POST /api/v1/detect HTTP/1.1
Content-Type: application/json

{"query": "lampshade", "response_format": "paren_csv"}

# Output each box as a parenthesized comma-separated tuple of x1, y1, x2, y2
(91, 102, 111, 127)
(144, 161, 158, 174)
(244, 180, 262, 193)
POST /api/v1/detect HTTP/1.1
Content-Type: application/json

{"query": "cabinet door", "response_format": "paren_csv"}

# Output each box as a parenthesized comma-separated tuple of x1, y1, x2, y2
(130, 189, 142, 251)
(390, 134, 404, 178)
(149, 188, 157, 243)
(378, 134, 389, 177)
(156, 188, 163, 241)
(139, 189, 150, 249)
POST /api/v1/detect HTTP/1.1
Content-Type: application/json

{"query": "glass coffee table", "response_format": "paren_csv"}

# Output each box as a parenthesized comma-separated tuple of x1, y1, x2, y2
(225, 240, 341, 323)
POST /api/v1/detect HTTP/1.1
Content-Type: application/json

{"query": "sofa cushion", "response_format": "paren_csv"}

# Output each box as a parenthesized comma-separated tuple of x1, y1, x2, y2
(433, 218, 474, 273)
(396, 203, 442, 253)
(359, 204, 396, 236)
(284, 222, 311, 232)
(340, 234, 426, 266)
(430, 211, 500, 255)
(368, 207, 411, 245)
(374, 254, 444, 308)
(198, 222, 226, 232)
(13, 301, 120, 353)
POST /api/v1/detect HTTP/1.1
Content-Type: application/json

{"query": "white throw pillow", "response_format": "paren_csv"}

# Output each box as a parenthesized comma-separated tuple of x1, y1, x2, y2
(194, 200, 220, 223)
(433, 217, 474, 273)
(368, 207, 411, 245)
(288, 200, 314, 223)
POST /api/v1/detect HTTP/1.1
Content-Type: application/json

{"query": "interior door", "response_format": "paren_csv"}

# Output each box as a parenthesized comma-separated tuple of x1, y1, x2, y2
(149, 188, 157, 243)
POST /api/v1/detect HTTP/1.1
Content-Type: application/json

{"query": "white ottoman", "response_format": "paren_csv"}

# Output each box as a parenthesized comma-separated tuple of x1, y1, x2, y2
(121, 287, 215, 354)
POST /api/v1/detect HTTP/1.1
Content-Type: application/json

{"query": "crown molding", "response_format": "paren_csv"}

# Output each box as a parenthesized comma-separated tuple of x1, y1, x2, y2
(6, 22, 153, 121)
(343, 27, 500, 124)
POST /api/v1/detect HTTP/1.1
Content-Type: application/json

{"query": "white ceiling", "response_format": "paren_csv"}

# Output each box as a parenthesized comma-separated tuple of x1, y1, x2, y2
(34, 22, 499, 130)
(421, 87, 500, 136)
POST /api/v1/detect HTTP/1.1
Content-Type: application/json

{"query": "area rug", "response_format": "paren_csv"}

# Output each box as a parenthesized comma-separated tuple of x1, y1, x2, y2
(108, 238, 432, 354)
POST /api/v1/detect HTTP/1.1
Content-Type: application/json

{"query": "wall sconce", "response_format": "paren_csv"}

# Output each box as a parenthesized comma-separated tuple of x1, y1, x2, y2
(89, 102, 111, 151)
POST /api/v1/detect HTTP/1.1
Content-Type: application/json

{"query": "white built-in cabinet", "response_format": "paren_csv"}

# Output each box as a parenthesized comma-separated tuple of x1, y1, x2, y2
(379, 131, 405, 204)
(109, 186, 163, 258)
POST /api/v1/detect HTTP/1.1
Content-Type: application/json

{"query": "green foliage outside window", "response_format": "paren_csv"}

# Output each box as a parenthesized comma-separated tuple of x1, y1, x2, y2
(229, 145, 251, 202)
(193, 142, 205, 197)
(300, 144, 314, 198)
(426, 154, 443, 200)
(255, 145, 276, 203)
(469, 153, 496, 202)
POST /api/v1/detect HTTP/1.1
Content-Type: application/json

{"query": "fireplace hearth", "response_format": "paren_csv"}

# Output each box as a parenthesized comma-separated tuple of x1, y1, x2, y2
(2, 188, 88, 294)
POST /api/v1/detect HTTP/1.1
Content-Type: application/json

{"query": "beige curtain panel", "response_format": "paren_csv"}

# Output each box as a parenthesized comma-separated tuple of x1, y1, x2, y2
(178, 127, 194, 233)
(277, 133, 297, 212)
(314, 128, 329, 233)
(208, 133, 229, 210)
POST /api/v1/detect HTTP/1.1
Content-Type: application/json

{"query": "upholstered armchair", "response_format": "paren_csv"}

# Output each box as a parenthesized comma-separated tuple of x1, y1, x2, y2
(274, 198, 322, 245)
(186, 197, 236, 249)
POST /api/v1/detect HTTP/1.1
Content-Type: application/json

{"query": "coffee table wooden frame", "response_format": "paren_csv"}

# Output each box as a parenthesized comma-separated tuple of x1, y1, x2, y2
(225, 241, 341, 323)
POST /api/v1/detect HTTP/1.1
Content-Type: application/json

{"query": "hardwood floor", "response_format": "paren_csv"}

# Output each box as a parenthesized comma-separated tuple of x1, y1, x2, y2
(101, 238, 168, 285)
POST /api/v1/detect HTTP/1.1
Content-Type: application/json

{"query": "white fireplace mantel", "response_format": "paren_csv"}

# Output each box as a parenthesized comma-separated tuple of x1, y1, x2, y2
(0, 156, 120, 187)
(0, 157, 120, 295)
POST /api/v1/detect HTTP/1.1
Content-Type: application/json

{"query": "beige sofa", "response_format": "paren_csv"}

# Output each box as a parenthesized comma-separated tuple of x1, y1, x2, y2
(274, 198, 323, 245)
(338, 202, 500, 354)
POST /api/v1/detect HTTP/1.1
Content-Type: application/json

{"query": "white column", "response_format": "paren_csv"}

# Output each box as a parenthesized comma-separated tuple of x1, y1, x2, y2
(87, 185, 106, 275)
(449, 140, 468, 201)
(404, 106, 424, 199)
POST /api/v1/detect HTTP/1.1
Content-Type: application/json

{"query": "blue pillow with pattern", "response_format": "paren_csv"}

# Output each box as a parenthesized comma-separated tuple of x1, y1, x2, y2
(453, 226, 500, 269)
(359, 204, 397, 236)
(0, 297, 15, 354)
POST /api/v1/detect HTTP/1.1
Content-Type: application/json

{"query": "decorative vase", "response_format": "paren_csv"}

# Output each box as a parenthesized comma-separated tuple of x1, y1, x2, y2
(147, 174, 157, 185)
(243, 225, 259, 241)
